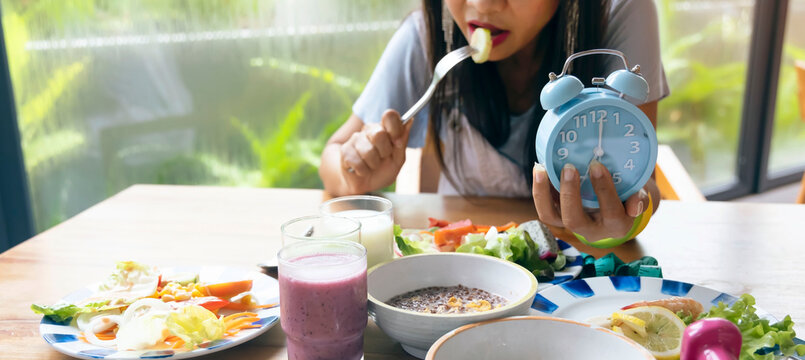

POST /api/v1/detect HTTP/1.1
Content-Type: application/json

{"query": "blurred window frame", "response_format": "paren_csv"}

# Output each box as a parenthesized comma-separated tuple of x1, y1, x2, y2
(0, 8, 34, 252)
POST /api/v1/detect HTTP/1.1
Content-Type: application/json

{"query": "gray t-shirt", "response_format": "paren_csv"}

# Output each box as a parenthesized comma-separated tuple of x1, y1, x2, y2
(353, 0, 670, 170)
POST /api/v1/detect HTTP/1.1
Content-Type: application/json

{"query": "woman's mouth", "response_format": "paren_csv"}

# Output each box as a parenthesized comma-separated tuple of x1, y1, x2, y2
(468, 21, 510, 47)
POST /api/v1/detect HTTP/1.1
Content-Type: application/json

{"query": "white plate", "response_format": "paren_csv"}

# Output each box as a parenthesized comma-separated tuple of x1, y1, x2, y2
(529, 276, 773, 320)
(39, 266, 280, 360)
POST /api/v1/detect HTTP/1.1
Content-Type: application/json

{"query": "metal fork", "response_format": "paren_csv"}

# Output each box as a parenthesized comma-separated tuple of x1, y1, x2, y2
(401, 45, 476, 124)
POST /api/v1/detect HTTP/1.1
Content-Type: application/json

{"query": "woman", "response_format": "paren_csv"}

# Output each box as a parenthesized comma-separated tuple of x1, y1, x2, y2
(320, 0, 667, 244)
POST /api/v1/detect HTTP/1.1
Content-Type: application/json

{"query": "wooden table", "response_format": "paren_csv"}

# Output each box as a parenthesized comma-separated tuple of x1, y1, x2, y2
(2, 184, 804, 359)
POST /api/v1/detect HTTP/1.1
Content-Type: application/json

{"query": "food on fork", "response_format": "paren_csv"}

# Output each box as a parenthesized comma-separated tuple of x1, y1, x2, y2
(470, 27, 492, 63)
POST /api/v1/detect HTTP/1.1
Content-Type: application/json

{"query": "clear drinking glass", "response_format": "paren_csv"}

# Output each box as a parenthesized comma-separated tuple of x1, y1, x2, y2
(280, 215, 361, 246)
(319, 195, 393, 268)
(278, 240, 368, 360)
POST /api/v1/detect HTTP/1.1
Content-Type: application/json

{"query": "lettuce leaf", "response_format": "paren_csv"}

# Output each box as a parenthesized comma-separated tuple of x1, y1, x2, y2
(31, 300, 111, 323)
(483, 227, 514, 261)
(701, 294, 805, 360)
(455, 234, 487, 255)
(394, 225, 436, 256)
(165, 305, 224, 348)
(454, 226, 553, 280)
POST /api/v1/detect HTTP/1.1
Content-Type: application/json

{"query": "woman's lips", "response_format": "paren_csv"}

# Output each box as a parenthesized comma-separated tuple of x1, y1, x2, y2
(468, 20, 510, 47)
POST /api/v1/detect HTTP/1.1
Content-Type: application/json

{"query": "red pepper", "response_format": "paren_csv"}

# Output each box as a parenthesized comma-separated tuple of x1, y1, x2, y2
(443, 219, 473, 230)
(428, 217, 450, 228)
(181, 296, 230, 312)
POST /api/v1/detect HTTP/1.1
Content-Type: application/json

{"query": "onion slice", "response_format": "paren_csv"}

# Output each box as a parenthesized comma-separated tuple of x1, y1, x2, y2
(84, 315, 122, 348)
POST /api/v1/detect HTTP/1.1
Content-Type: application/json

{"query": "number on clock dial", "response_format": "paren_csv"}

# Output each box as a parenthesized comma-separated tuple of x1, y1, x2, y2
(553, 106, 651, 201)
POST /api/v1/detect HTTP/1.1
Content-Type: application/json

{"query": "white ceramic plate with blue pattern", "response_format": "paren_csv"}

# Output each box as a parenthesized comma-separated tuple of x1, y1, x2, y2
(529, 276, 771, 320)
(531, 276, 805, 359)
(39, 266, 280, 360)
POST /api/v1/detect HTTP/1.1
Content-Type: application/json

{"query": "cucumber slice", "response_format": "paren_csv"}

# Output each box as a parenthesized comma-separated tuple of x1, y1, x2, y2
(163, 272, 199, 285)
(470, 28, 492, 63)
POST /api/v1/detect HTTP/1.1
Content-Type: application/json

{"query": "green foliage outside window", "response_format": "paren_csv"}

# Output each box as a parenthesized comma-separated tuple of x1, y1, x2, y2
(3, 0, 803, 232)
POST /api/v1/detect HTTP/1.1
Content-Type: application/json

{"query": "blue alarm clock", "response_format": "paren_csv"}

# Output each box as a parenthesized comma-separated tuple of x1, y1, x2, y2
(535, 49, 658, 208)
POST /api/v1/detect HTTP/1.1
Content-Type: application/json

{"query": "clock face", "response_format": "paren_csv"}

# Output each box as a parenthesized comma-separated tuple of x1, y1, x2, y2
(550, 104, 653, 204)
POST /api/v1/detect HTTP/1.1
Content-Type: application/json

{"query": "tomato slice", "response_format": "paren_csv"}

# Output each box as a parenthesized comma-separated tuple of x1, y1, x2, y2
(428, 217, 450, 228)
(443, 219, 472, 230)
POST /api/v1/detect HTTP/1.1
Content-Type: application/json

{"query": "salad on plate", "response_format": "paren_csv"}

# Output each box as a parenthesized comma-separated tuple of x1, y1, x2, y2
(32, 261, 278, 353)
(394, 218, 571, 282)
(590, 295, 805, 360)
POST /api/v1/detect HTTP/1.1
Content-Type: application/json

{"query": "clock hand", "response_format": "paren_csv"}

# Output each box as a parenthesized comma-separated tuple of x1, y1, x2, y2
(580, 154, 598, 188)
(583, 116, 605, 188)
(595, 113, 605, 158)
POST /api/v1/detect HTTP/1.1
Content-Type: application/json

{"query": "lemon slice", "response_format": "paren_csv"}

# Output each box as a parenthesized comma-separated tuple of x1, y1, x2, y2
(619, 306, 686, 360)
(612, 311, 648, 338)
(470, 28, 491, 63)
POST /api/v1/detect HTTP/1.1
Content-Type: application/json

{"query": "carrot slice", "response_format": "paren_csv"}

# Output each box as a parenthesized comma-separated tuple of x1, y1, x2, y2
(497, 221, 518, 232)
(223, 312, 258, 322)
(434, 219, 474, 247)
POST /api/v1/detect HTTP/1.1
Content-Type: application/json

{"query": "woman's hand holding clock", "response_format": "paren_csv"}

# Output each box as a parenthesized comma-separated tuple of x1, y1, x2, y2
(531, 161, 652, 244)
(532, 50, 662, 245)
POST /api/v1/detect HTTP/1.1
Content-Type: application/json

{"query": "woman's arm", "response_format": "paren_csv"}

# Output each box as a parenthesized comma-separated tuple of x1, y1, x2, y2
(637, 100, 661, 213)
(320, 111, 412, 196)
(320, 114, 364, 196)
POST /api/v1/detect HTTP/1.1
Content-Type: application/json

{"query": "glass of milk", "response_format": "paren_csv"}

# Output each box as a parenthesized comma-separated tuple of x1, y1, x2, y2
(320, 196, 393, 268)
(281, 215, 361, 246)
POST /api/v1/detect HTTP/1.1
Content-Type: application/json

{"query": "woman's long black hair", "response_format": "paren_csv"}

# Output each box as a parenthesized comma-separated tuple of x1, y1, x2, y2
(421, 0, 610, 193)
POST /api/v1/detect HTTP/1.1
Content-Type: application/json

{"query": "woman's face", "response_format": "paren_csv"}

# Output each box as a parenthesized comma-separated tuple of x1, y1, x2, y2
(445, 0, 559, 61)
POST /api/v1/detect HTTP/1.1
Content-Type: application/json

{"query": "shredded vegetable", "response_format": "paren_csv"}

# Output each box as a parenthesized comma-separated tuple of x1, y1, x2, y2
(31, 261, 277, 353)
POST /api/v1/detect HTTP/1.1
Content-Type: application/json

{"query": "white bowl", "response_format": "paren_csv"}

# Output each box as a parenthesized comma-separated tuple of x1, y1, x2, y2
(367, 253, 538, 359)
(426, 316, 655, 359)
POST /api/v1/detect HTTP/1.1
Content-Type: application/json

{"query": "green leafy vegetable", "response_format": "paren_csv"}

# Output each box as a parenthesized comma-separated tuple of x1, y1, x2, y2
(550, 254, 567, 271)
(165, 305, 225, 348)
(394, 225, 436, 256)
(677, 310, 695, 326)
(454, 227, 553, 280)
(31, 300, 110, 323)
(395, 223, 560, 280)
(700, 294, 805, 360)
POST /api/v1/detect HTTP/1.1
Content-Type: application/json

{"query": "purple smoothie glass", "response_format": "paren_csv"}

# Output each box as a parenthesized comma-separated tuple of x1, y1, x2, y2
(278, 240, 368, 360)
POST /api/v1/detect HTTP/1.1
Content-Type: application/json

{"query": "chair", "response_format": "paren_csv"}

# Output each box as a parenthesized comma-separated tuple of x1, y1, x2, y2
(796, 61, 805, 204)
(797, 60, 805, 122)
(655, 144, 706, 201)
(395, 135, 441, 194)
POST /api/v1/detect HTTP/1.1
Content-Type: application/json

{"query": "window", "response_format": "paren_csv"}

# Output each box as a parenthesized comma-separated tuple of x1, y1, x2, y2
(1, 0, 419, 231)
(768, 0, 805, 176)
(656, 0, 755, 192)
